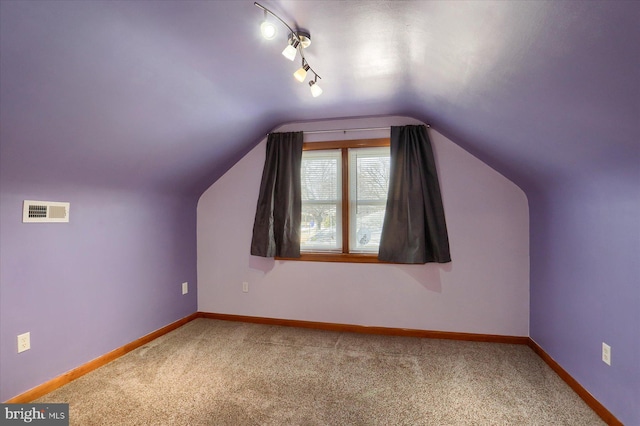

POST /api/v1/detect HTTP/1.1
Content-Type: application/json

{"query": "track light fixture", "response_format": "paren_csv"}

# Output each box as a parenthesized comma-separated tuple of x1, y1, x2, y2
(254, 2, 323, 97)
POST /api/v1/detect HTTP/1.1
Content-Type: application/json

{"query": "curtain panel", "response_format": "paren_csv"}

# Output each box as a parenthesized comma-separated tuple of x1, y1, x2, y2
(250, 132, 303, 258)
(378, 125, 451, 264)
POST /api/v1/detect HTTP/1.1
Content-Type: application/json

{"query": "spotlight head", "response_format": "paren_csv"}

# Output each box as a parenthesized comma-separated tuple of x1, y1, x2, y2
(309, 79, 323, 97)
(293, 61, 310, 82)
(282, 38, 299, 61)
(260, 21, 277, 39)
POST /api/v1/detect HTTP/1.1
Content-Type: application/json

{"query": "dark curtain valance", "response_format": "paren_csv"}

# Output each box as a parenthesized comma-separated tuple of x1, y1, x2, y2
(378, 125, 451, 264)
(250, 132, 303, 258)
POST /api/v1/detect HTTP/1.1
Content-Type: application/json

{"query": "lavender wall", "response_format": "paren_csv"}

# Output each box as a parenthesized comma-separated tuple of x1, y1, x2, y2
(0, 180, 198, 401)
(197, 117, 530, 336)
(530, 174, 640, 424)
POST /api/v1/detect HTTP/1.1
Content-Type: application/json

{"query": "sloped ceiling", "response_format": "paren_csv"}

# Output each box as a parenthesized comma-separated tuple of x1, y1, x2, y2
(1, 0, 638, 196)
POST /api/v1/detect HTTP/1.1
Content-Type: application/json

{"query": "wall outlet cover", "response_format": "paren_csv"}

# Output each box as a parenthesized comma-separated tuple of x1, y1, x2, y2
(602, 342, 611, 366)
(18, 332, 30, 353)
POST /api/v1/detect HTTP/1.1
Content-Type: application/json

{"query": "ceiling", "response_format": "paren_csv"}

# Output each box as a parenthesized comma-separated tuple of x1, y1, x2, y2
(1, 0, 638, 196)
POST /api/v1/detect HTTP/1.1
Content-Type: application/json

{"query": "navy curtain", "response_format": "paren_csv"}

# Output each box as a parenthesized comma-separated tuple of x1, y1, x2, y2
(378, 125, 451, 264)
(250, 132, 303, 258)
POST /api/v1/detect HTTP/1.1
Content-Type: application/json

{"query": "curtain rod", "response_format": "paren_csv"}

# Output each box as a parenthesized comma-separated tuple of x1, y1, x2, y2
(271, 125, 430, 136)
(266, 125, 431, 136)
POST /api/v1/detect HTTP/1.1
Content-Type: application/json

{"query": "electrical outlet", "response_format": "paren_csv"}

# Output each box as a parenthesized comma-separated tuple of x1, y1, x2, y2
(182, 282, 188, 295)
(602, 342, 611, 365)
(17, 332, 30, 353)
(242, 281, 249, 293)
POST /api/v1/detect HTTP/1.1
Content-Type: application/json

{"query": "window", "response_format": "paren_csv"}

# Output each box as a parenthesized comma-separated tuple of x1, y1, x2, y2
(296, 138, 390, 262)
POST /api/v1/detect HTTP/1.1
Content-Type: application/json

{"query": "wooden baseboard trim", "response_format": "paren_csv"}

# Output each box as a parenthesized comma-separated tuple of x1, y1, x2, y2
(527, 338, 622, 426)
(5, 312, 199, 403)
(197, 312, 529, 344)
(6, 311, 619, 425)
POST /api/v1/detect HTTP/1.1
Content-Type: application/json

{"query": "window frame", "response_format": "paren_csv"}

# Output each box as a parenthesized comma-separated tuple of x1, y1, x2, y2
(277, 138, 391, 264)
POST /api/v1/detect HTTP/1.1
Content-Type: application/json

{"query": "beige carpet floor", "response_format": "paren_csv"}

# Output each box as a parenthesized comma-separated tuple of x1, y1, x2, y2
(36, 318, 604, 425)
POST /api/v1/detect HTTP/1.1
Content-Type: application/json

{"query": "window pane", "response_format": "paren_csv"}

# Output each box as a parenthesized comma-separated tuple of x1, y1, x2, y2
(301, 204, 339, 251)
(300, 150, 342, 252)
(349, 147, 390, 253)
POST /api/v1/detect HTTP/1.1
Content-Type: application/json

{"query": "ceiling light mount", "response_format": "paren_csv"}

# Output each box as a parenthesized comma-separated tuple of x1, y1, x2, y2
(254, 2, 323, 97)
(291, 31, 311, 49)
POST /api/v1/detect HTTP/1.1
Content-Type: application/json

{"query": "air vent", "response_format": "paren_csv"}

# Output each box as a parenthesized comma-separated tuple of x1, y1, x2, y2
(23, 200, 70, 223)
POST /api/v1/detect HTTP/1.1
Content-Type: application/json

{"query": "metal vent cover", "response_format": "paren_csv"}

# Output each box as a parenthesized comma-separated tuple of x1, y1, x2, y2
(23, 200, 70, 223)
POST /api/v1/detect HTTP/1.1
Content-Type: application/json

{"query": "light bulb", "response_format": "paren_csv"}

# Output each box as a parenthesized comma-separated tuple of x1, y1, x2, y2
(293, 63, 310, 82)
(309, 80, 323, 97)
(260, 21, 277, 40)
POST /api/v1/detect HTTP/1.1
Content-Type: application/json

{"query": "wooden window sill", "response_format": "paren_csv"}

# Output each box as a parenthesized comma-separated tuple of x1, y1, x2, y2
(276, 253, 391, 264)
